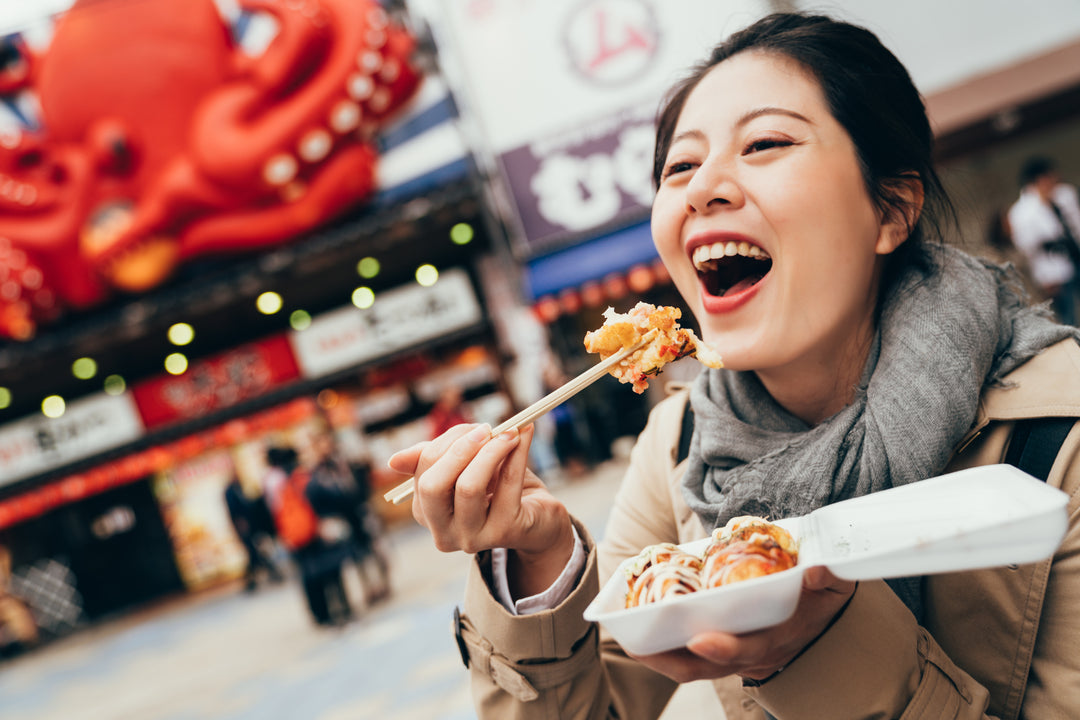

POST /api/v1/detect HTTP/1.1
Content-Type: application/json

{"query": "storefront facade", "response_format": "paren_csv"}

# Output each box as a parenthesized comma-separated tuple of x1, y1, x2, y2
(0, 0, 518, 647)
(1, 0, 1079, 649)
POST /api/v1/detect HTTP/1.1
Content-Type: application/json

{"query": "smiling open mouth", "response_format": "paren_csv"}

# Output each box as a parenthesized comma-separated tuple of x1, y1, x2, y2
(692, 241, 772, 297)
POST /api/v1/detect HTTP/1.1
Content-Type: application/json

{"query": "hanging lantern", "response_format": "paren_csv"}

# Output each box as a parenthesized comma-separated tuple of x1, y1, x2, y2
(558, 288, 582, 315)
(651, 258, 671, 285)
(603, 273, 628, 301)
(534, 295, 560, 323)
(627, 263, 655, 293)
(581, 280, 605, 308)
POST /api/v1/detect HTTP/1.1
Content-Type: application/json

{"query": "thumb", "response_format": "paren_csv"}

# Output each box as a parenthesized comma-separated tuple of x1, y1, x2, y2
(387, 442, 427, 474)
(802, 565, 853, 593)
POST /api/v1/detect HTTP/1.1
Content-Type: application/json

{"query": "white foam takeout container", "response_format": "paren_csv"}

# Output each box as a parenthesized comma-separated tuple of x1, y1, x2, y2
(583, 464, 1069, 655)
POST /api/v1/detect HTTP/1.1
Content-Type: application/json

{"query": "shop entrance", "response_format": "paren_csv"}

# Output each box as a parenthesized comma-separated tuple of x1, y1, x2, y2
(58, 480, 185, 620)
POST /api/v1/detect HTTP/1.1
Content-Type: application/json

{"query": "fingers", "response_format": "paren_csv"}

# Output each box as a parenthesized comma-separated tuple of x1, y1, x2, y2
(452, 429, 522, 548)
(387, 441, 426, 475)
(487, 424, 534, 520)
(398, 421, 549, 557)
(802, 565, 854, 594)
(410, 424, 481, 530)
(629, 647, 726, 685)
(681, 568, 859, 680)
(388, 422, 475, 476)
(684, 632, 777, 679)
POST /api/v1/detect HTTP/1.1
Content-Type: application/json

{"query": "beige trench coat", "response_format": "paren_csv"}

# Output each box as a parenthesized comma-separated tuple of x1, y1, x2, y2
(455, 339, 1080, 720)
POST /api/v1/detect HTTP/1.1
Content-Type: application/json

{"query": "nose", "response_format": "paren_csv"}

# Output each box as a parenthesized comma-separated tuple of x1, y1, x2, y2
(685, 156, 742, 214)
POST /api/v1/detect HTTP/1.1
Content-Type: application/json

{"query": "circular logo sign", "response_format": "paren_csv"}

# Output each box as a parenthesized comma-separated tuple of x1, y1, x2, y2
(563, 0, 659, 86)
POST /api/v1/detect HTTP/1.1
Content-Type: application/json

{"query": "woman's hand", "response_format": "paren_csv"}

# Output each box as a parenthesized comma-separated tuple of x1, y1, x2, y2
(629, 567, 856, 683)
(388, 423, 575, 595)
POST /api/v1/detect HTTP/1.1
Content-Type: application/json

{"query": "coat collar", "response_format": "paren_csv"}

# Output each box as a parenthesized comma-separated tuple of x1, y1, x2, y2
(978, 338, 1080, 424)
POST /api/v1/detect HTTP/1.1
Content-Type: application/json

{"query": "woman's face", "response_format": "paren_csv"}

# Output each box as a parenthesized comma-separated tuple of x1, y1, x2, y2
(652, 51, 900, 383)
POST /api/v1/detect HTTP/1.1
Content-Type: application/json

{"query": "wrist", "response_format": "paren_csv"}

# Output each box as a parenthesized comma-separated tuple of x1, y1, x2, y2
(507, 516, 575, 599)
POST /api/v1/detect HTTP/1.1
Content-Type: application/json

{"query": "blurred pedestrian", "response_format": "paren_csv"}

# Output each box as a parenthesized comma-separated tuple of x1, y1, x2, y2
(223, 475, 284, 592)
(310, 434, 391, 605)
(265, 446, 352, 627)
(542, 364, 589, 478)
(981, 208, 1040, 300)
(1008, 155, 1080, 325)
(428, 386, 470, 438)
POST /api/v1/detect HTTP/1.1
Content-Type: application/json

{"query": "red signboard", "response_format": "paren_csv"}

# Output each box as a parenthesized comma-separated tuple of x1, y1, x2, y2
(132, 334, 301, 430)
(0, 398, 318, 531)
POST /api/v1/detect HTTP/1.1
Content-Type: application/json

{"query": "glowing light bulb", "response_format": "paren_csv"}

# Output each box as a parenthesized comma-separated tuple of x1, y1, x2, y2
(42, 395, 65, 418)
(352, 287, 375, 309)
(257, 291, 283, 315)
(168, 322, 195, 346)
(357, 257, 380, 279)
(104, 375, 126, 395)
(290, 309, 312, 330)
(416, 264, 438, 287)
(165, 353, 188, 375)
(72, 357, 97, 380)
(450, 222, 474, 245)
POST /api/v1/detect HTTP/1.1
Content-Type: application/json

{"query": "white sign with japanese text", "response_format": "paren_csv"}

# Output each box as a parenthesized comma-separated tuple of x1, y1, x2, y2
(0, 392, 145, 486)
(289, 267, 485, 378)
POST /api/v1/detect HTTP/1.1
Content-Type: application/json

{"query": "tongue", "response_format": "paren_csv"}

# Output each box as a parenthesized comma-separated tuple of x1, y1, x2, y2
(722, 275, 763, 297)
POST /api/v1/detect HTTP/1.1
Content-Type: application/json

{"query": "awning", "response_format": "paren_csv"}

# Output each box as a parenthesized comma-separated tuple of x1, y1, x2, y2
(525, 221, 659, 298)
(524, 221, 671, 322)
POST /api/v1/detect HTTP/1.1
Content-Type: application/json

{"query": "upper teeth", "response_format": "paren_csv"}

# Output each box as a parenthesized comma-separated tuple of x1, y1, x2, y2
(692, 241, 768, 271)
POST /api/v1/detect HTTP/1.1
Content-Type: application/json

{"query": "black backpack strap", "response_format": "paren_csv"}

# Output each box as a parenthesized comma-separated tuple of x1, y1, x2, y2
(676, 400, 694, 465)
(1004, 417, 1077, 482)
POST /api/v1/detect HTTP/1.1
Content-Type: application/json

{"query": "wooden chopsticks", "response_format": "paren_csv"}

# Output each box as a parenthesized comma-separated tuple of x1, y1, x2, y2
(382, 329, 658, 505)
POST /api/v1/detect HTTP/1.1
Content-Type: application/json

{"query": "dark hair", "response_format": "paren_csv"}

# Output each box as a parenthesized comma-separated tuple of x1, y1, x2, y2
(1019, 156, 1056, 187)
(653, 12, 954, 297)
(266, 446, 298, 470)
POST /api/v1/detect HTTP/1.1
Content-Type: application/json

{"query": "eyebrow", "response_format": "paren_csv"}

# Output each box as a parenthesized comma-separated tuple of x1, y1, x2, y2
(670, 106, 814, 145)
(738, 106, 813, 126)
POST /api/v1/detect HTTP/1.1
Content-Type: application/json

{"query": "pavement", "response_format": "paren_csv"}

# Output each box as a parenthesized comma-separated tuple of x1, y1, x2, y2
(0, 458, 723, 720)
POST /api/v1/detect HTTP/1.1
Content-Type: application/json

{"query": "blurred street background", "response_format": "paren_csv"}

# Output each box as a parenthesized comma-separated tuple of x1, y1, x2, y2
(1, 0, 1079, 718)
(0, 458, 724, 720)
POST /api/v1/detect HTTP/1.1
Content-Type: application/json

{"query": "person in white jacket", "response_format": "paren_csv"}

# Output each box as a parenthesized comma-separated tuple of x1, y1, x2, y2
(1008, 156, 1080, 325)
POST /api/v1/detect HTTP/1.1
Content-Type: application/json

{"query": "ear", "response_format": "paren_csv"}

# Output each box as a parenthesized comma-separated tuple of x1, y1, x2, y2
(875, 175, 924, 256)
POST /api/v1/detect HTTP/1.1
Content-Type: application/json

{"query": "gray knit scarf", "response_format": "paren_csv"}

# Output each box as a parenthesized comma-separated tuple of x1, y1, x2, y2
(682, 246, 1080, 620)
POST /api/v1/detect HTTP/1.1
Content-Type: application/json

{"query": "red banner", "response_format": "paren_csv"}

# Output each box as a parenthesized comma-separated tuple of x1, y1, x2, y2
(132, 334, 301, 430)
(0, 397, 317, 531)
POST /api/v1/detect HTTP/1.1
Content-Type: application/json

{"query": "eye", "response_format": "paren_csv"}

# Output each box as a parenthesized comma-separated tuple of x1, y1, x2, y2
(661, 161, 695, 181)
(743, 137, 792, 155)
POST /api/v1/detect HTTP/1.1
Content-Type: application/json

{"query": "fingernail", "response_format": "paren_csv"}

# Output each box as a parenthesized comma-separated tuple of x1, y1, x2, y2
(497, 428, 519, 442)
(467, 424, 491, 441)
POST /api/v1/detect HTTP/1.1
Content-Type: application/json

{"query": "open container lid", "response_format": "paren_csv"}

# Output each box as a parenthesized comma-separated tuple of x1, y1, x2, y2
(584, 464, 1069, 656)
(804, 463, 1069, 579)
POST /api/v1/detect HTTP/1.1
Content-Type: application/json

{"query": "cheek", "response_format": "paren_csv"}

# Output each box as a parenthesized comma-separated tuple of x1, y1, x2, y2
(650, 196, 684, 265)
(650, 199, 701, 301)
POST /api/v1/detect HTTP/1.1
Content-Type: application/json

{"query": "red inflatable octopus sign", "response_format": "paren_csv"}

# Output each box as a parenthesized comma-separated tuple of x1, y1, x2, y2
(0, 0, 421, 340)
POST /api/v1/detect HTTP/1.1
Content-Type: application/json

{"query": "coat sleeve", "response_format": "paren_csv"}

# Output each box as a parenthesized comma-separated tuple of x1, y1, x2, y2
(455, 391, 693, 720)
(745, 579, 997, 719)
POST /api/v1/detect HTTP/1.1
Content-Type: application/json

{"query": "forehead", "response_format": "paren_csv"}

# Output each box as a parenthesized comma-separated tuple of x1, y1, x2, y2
(676, 51, 830, 131)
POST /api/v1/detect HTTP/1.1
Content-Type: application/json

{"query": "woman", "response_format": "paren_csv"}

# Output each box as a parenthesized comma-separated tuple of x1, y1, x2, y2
(389, 13, 1080, 719)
